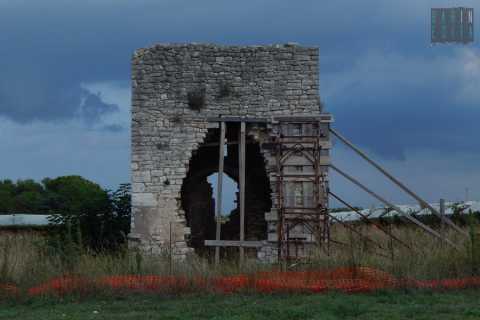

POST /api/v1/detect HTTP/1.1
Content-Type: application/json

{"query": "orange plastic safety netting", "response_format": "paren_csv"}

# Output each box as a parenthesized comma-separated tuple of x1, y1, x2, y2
(3, 267, 480, 297)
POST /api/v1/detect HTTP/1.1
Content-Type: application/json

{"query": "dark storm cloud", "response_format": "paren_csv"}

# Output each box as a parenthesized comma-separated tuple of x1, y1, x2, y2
(101, 124, 125, 132)
(0, 76, 119, 124)
(79, 89, 119, 125)
(324, 48, 480, 159)
(0, 0, 479, 160)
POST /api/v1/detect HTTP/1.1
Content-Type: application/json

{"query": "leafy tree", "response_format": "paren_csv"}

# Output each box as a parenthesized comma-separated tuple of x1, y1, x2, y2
(45, 176, 113, 251)
(107, 183, 132, 251)
(0, 179, 48, 213)
(0, 176, 131, 252)
(0, 180, 15, 213)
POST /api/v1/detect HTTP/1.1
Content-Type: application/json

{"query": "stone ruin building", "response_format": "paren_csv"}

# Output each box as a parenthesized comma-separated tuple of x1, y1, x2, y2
(129, 43, 333, 262)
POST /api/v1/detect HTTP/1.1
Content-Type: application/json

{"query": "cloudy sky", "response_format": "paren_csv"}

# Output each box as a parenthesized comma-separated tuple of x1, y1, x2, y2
(0, 0, 479, 208)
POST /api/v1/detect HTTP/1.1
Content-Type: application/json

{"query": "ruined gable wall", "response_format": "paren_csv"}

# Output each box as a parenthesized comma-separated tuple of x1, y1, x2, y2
(130, 43, 322, 257)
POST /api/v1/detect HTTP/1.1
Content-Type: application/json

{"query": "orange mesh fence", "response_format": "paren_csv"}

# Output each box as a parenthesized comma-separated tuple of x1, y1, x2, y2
(0, 284, 19, 298)
(3, 267, 480, 298)
(28, 276, 93, 296)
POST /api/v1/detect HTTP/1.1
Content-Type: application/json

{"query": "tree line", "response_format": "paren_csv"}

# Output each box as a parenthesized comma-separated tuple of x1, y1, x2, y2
(0, 176, 131, 251)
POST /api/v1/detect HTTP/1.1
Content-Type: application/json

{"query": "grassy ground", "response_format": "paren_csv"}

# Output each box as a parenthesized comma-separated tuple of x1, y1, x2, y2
(1, 290, 480, 320)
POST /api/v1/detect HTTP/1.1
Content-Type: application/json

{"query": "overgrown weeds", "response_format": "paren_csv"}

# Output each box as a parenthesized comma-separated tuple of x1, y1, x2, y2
(1, 221, 479, 299)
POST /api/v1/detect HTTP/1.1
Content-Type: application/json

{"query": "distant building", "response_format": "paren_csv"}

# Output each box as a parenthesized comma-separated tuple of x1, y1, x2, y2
(431, 7, 474, 44)
(0, 214, 51, 235)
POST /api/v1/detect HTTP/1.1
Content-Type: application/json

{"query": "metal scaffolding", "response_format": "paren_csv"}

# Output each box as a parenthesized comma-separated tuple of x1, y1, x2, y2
(273, 118, 330, 261)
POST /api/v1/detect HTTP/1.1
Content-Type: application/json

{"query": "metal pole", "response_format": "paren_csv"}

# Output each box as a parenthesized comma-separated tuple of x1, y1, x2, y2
(330, 164, 458, 248)
(215, 122, 226, 265)
(239, 121, 246, 265)
(440, 198, 446, 241)
(330, 128, 468, 237)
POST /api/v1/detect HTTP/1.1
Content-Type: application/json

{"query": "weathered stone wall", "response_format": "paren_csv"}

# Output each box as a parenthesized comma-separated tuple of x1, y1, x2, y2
(130, 43, 323, 259)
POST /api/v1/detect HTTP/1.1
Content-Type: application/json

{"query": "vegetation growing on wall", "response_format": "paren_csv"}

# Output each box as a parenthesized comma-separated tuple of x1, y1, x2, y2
(187, 88, 206, 111)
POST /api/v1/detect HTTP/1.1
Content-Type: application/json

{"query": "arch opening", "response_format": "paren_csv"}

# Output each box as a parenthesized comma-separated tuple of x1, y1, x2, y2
(180, 124, 272, 257)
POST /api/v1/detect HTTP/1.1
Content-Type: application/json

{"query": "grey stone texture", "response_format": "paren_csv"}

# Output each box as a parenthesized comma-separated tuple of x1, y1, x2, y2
(130, 43, 326, 260)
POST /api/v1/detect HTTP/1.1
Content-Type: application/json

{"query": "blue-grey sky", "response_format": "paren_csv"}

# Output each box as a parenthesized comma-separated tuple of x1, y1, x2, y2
(0, 0, 479, 208)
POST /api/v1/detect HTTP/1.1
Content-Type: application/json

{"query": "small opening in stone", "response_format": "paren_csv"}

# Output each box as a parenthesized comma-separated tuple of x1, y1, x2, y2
(207, 173, 238, 217)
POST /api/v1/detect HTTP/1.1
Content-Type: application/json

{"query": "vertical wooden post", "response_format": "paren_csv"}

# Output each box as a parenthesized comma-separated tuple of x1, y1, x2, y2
(215, 122, 226, 265)
(239, 122, 246, 265)
(440, 198, 446, 241)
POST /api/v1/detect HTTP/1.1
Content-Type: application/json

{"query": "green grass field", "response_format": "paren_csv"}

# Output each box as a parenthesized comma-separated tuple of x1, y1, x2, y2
(1, 290, 480, 320)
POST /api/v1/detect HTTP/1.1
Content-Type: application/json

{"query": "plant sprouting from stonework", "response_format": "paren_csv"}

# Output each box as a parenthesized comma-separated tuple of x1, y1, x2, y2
(218, 81, 233, 98)
(187, 87, 206, 111)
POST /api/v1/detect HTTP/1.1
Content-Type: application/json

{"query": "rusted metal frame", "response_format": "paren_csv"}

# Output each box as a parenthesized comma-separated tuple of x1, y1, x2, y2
(283, 212, 323, 219)
(239, 122, 246, 264)
(280, 146, 317, 166)
(277, 139, 300, 261)
(275, 137, 286, 261)
(282, 217, 312, 237)
(300, 149, 317, 167)
(330, 164, 458, 249)
(329, 191, 411, 250)
(215, 122, 226, 265)
(317, 139, 330, 244)
(330, 128, 468, 238)
(278, 144, 310, 165)
(278, 142, 316, 161)
(276, 121, 329, 261)
(282, 207, 317, 211)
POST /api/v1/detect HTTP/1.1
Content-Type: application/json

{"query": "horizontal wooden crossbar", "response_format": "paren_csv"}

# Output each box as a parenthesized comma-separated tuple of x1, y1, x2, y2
(204, 240, 264, 248)
(206, 117, 268, 123)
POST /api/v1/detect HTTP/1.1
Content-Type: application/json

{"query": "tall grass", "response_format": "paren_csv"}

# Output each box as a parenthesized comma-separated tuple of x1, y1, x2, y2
(0, 233, 270, 291)
(1, 221, 479, 290)
(310, 223, 480, 280)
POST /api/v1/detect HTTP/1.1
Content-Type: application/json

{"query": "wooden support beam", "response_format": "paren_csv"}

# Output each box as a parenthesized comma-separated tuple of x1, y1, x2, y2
(330, 164, 458, 249)
(215, 122, 226, 265)
(207, 117, 268, 123)
(200, 141, 255, 148)
(205, 240, 263, 248)
(274, 115, 334, 122)
(239, 121, 246, 264)
(330, 128, 468, 238)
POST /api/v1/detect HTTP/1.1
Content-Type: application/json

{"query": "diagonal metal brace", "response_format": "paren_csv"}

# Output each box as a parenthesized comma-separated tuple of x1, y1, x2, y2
(330, 164, 459, 249)
(330, 128, 468, 238)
